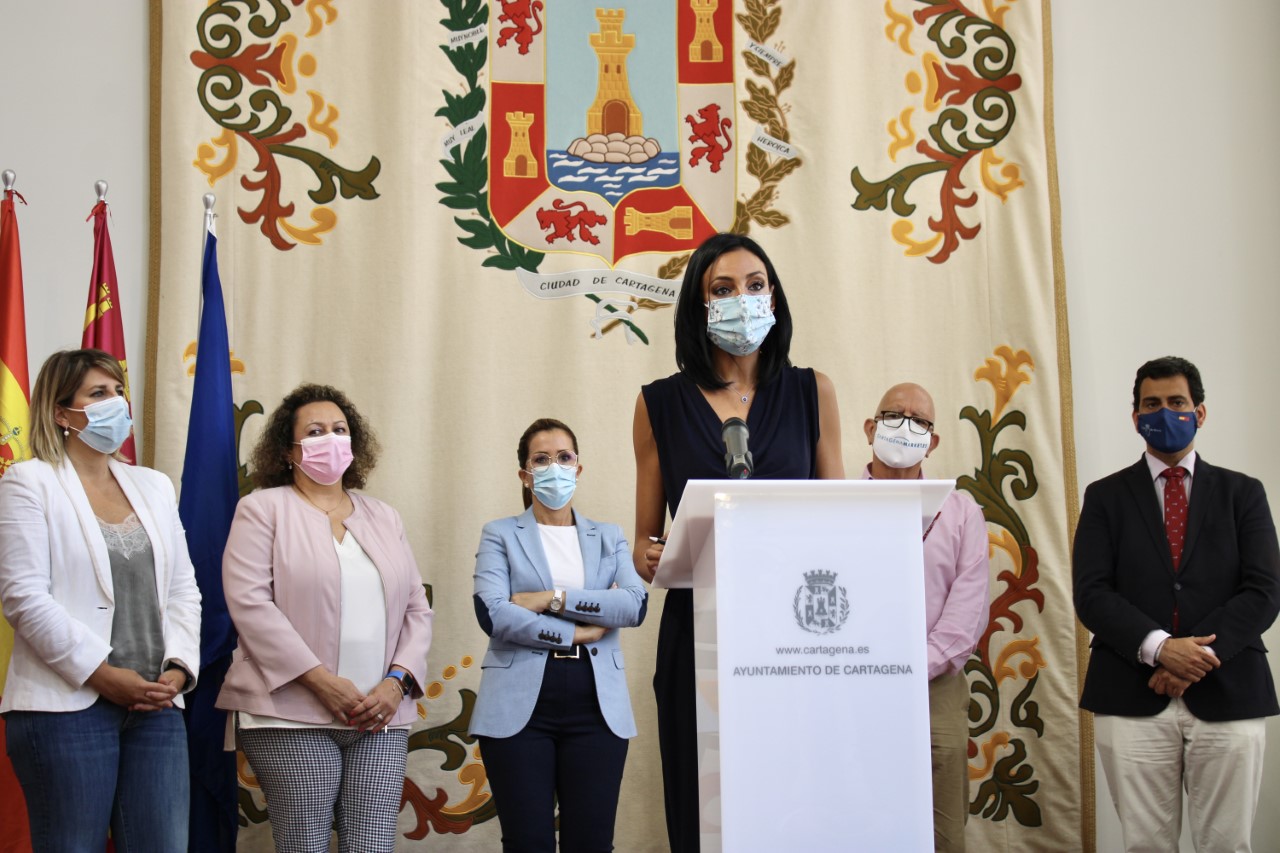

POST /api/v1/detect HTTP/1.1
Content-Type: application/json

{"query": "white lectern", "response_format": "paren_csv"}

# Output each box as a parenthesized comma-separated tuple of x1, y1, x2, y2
(654, 479, 954, 853)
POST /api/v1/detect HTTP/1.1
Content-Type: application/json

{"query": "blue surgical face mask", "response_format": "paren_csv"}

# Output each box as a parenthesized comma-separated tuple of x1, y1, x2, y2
(531, 464, 577, 511)
(706, 293, 776, 356)
(1136, 407, 1198, 454)
(66, 395, 133, 455)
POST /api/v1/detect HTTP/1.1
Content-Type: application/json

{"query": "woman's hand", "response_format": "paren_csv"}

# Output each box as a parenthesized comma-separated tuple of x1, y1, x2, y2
(639, 539, 665, 583)
(86, 662, 178, 711)
(297, 666, 366, 723)
(347, 678, 405, 732)
(573, 623, 608, 645)
(510, 590, 555, 612)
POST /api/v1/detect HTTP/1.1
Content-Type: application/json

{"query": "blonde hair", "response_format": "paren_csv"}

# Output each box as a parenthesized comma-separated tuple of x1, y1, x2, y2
(29, 349, 128, 463)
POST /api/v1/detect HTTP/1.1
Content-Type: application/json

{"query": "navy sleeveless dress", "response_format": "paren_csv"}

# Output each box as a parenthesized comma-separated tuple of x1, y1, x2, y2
(641, 366, 820, 853)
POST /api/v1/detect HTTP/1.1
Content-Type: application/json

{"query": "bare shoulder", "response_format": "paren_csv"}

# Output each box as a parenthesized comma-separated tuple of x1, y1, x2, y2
(812, 369, 837, 395)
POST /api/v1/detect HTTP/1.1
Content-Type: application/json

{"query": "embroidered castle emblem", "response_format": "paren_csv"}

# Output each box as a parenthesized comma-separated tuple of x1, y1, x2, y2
(488, 1, 737, 266)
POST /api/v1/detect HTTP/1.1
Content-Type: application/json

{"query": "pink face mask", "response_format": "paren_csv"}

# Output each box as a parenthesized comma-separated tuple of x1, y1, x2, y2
(294, 433, 353, 486)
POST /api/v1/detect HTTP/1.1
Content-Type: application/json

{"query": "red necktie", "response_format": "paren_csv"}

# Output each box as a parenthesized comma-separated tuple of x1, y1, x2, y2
(1161, 466, 1189, 569)
(1162, 466, 1188, 633)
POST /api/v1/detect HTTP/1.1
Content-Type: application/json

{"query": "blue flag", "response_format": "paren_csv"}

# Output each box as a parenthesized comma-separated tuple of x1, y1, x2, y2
(178, 226, 240, 852)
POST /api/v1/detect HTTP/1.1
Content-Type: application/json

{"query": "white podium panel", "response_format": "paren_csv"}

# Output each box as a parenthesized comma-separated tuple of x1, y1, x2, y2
(656, 480, 951, 853)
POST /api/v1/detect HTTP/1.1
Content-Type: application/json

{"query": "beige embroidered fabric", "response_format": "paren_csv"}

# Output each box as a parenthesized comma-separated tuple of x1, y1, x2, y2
(148, 1, 1086, 849)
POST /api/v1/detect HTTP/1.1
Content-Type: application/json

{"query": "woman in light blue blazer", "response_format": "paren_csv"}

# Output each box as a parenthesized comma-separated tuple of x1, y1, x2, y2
(471, 417, 647, 853)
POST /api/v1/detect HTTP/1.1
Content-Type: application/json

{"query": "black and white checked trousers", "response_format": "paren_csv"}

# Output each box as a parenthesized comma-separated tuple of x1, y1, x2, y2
(240, 726, 409, 852)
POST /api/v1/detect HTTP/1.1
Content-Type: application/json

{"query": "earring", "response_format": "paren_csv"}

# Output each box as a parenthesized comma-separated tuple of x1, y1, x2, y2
(63, 428, 69, 438)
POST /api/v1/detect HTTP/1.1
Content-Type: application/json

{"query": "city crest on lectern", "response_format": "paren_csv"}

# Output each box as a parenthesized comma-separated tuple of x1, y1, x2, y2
(793, 570, 850, 635)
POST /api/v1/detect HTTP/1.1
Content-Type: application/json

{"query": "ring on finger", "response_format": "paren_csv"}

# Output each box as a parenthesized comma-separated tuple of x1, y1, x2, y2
(375, 712, 384, 721)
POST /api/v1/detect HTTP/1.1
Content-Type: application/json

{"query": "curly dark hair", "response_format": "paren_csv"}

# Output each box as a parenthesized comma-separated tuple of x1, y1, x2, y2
(250, 383, 380, 490)
(517, 418, 579, 509)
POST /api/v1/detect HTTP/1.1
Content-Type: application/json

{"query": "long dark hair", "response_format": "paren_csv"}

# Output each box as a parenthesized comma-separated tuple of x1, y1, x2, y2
(673, 232, 793, 389)
(517, 418, 579, 509)
(250, 383, 380, 490)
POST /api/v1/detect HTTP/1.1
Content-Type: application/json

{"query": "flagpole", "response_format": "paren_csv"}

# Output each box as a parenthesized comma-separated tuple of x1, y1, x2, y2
(200, 195, 216, 331)
(94, 179, 108, 202)
(203, 192, 216, 238)
(1, 171, 13, 192)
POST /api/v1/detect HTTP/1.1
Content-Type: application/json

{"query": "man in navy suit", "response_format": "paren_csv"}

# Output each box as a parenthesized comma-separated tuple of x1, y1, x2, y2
(1074, 356, 1280, 852)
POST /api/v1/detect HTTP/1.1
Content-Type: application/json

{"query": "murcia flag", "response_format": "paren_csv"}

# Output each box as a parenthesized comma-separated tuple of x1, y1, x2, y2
(82, 200, 136, 462)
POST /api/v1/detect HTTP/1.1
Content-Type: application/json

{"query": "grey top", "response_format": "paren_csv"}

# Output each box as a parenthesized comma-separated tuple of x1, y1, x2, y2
(99, 514, 165, 680)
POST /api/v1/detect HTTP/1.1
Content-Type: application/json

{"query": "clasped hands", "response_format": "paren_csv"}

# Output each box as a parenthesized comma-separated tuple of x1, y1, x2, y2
(87, 662, 186, 712)
(299, 666, 403, 732)
(510, 590, 610, 645)
(1148, 634, 1219, 699)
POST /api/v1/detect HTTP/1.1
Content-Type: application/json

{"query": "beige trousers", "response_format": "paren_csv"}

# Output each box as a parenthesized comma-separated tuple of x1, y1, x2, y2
(1095, 698, 1266, 853)
(930, 670, 970, 853)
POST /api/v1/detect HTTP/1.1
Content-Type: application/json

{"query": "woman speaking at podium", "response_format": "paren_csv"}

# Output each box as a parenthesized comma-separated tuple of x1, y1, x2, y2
(632, 233, 844, 852)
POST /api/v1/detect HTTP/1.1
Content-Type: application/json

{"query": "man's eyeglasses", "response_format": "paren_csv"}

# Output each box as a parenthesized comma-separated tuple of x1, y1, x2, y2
(877, 411, 934, 435)
(527, 451, 579, 472)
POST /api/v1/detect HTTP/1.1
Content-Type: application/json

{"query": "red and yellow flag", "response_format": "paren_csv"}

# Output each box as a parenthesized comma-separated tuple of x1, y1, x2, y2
(0, 185, 33, 852)
(82, 200, 135, 463)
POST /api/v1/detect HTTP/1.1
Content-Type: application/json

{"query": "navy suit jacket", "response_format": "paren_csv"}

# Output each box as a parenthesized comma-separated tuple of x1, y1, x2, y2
(469, 508, 647, 738)
(1073, 455, 1280, 721)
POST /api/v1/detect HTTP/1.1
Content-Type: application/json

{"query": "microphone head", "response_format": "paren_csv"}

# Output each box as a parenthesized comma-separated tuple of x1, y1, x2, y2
(721, 417, 752, 478)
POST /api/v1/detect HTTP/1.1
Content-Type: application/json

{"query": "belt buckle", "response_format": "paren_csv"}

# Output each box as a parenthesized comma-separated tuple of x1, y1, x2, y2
(553, 645, 581, 660)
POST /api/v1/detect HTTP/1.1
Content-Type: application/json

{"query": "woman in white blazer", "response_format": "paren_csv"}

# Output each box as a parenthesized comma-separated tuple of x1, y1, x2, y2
(471, 417, 648, 853)
(0, 349, 201, 851)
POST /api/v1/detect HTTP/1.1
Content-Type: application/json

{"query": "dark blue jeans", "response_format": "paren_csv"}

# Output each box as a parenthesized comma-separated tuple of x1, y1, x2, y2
(5, 697, 189, 852)
(479, 654, 629, 853)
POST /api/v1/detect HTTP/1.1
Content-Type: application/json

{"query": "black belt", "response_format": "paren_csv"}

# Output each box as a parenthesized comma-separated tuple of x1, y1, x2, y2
(553, 645, 588, 660)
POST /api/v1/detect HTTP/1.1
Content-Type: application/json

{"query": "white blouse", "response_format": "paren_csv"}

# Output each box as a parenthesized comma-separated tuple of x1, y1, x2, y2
(240, 531, 389, 729)
(538, 524, 585, 591)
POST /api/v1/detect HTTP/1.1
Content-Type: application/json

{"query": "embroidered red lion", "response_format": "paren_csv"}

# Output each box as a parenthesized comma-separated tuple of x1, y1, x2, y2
(536, 200, 608, 245)
(685, 103, 733, 173)
(496, 0, 544, 56)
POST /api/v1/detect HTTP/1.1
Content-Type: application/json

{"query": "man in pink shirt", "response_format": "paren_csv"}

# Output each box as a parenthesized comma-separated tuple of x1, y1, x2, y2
(861, 382, 990, 853)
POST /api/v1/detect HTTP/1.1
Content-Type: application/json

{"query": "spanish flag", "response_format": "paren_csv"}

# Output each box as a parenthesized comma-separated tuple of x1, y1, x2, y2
(82, 200, 135, 463)
(0, 184, 33, 851)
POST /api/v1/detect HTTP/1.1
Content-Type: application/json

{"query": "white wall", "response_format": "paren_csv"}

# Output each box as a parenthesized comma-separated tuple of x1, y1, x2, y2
(3, 2, 151, 452)
(4, 2, 1277, 850)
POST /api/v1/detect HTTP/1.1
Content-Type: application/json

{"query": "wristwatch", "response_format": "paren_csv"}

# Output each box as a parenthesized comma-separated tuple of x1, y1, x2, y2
(385, 668, 415, 697)
(549, 589, 566, 615)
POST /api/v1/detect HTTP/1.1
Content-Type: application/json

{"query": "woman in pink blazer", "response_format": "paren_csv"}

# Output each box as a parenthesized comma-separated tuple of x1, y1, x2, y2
(216, 383, 432, 853)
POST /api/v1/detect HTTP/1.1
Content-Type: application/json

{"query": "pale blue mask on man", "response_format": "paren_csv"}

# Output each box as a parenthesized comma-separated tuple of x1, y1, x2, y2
(705, 293, 776, 356)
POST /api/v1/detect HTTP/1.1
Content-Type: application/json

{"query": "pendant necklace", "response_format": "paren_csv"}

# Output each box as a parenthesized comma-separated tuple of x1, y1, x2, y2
(294, 484, 345, 514)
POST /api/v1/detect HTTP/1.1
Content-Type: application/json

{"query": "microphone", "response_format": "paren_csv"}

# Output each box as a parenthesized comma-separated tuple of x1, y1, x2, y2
(721, 417, 753, 479)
